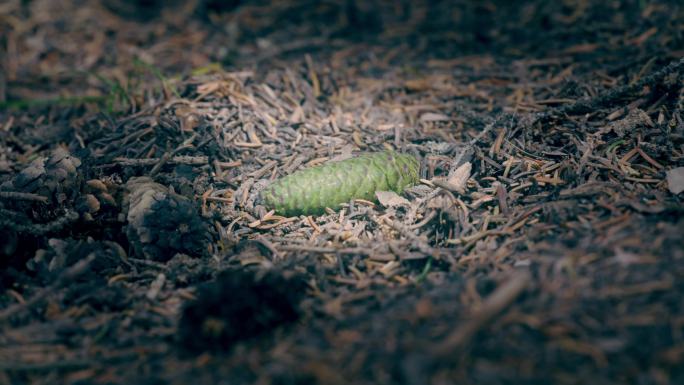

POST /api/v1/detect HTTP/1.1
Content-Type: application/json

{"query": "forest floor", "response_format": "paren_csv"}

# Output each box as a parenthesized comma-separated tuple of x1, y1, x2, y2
(1, 1, 683, 384)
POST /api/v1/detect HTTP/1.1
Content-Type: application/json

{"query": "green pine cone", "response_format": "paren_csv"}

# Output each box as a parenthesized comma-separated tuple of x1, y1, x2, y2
(260, 151, 420, 216)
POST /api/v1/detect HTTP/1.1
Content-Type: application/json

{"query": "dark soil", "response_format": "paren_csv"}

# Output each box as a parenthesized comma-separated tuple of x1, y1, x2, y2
(1, 1, 683, 384)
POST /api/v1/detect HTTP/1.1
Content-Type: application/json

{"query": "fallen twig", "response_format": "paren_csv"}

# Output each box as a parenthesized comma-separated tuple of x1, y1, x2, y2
(0, 191, 49, 203)
(434, 270, 531, 356)
(0, 253, 96, 324)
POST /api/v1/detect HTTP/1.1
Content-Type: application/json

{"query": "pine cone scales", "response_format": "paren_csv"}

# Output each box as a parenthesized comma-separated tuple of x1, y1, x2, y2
(260, 151, 419, 216)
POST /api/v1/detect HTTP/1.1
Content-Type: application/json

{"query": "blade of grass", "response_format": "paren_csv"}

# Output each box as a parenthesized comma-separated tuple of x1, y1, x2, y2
(416, 257, 433, 283)
(191, 63, 224, 76)
(133, 57, 181, 98)
(90, 72, 132, 113)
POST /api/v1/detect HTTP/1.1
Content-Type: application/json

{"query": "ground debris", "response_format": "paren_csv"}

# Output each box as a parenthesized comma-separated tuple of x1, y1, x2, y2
(666, 167, 684, 194)
(125, 177, 208, 261)
(178, 269, 306, 353)
(0, 148, 81, 205)
(1, 0, 683, 384)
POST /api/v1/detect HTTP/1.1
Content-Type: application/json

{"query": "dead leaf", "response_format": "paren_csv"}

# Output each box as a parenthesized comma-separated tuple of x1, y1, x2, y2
(376, 191, 410, 207)
(426, 195, 451, 209)
(666, 167, 684, 194)
(447, 162, 472, 191)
